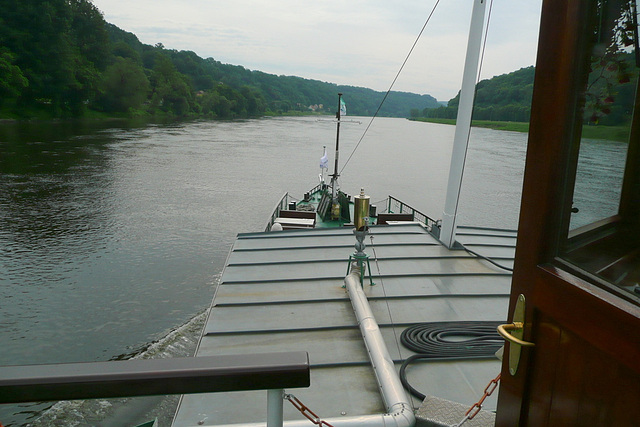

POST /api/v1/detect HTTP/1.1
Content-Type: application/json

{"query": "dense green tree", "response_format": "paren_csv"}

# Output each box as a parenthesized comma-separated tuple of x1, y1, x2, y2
(0, 49, 28, 107)
(69, 0, 109, 71)
(149, 54, 193, 116)
(97, 57, 149, 112)
(111, 41, 142, 63)
(240, 86, 266, 116)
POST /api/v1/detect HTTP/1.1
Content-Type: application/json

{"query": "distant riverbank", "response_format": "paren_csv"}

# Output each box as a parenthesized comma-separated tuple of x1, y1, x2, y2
(0, 109, 330, 126)
(409, 117, 629, 142)
(410, 117, 529, 133)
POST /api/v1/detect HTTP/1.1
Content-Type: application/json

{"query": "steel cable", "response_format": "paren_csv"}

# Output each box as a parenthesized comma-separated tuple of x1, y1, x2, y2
(339, 0, 441, 175)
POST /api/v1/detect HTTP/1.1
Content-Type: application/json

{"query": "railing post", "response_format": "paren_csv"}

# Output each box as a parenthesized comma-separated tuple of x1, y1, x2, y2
(267, 389, 284, 427)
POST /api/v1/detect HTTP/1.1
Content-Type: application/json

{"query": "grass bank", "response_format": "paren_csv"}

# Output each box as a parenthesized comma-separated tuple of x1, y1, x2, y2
(410, 117, 629, 142)
(410, 117, 529, 132)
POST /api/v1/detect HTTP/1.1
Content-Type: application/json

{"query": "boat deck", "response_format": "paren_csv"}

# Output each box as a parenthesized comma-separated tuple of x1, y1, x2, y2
(172, 223, 515, 427)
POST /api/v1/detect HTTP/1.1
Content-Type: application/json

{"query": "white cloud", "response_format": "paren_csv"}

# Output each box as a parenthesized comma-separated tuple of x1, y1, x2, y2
(92, 0, 542, 102)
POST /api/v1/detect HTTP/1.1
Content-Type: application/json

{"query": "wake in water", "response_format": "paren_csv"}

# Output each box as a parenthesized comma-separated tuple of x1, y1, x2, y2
(27, 309, 209, 427)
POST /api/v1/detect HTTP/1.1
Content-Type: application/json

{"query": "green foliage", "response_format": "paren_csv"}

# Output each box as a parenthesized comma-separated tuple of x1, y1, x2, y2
(149, 54, 193, 115)
(422, 67, 535, 122)
(0, 48, 28, 105)
(0, 0, 439, 119)
(0, 0, 110, 116)
(422, 56, 636, 129)
(412, 117, 530, 133)
(97, 57, 150, 112)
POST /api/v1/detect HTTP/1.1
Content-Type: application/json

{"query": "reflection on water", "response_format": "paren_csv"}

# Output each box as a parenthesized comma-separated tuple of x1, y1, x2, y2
(570, 138, 629, 230)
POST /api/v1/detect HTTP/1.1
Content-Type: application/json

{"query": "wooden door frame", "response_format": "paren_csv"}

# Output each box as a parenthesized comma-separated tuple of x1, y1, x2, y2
(496, 0, 640, 424)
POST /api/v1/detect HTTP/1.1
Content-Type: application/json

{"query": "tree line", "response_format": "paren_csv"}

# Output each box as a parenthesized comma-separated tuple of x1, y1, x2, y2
(413, 67, 535, 123)
(415, 56, 637, 127)
(0, 0, 440, 120)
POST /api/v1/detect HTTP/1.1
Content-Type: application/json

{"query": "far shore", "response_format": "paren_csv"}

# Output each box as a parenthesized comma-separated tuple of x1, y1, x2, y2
(409, 117, 629, 142)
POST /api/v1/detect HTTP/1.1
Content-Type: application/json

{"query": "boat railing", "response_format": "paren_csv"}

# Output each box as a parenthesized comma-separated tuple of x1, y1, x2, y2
(266, 192, 290, 232)
(387, 195, 440, 234)
(0, 351, 310, 427)
(306, 182, 324, 196)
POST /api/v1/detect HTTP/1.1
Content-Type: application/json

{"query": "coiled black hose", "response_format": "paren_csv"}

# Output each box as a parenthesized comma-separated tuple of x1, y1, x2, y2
(399, 321, 503, 400)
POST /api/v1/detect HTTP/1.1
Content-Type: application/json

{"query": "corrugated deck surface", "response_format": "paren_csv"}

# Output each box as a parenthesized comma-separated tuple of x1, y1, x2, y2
(172, 223, 515, 427)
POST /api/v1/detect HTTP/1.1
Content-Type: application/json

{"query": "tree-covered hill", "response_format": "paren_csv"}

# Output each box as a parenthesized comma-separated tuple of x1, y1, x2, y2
(0, 0, 439, 119)
(419, 56, 637, 127)
(418, 66, 536, 122)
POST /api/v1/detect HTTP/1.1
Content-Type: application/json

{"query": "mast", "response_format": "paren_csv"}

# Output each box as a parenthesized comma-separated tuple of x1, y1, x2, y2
(440, 0, 487, 248)
(330, 93, 343, 202)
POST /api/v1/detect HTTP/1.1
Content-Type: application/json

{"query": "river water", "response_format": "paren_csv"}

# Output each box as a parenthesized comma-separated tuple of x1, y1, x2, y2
(0, 117, 625, 425)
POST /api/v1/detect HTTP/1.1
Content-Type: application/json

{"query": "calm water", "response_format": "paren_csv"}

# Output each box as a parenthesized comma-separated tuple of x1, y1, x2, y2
(0, 117, 624, 425)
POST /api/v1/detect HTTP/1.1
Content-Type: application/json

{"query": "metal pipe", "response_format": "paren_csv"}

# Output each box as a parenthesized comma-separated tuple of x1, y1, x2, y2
(267, 389, 284, 427)
(211, 412, 412, 427)
(440, 0, 487, 248)
(202, 267, 415, 427)
(344, 268, 413, 420)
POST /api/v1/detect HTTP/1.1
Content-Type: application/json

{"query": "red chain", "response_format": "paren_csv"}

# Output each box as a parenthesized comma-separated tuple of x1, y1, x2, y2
(284, 394, 335, 427)
(465, 373, 501, 420)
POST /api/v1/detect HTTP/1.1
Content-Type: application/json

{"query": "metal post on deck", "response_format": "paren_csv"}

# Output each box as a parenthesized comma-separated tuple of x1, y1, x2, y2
(267, 389, 284, 427)
(440, 0, 487, 249)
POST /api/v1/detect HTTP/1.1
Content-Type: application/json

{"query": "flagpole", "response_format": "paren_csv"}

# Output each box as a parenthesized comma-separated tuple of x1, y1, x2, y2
(331, 93, 342, 203)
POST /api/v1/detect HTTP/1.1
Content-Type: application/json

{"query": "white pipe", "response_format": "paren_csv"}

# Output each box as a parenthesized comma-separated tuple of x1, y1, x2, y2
(440, 0, 487, 249)
(343, 271, 413, 418)
(267, 389, 284, 427)
(200, 268, 415, 427)
(211, 413, 411, 427)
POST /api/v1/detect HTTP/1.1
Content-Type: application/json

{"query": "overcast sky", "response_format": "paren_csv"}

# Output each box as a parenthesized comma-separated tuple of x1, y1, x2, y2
(91, 0, 543, 102)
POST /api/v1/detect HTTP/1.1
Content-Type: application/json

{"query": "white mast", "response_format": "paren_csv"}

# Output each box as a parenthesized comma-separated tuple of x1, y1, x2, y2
(440, 0, 487, 248)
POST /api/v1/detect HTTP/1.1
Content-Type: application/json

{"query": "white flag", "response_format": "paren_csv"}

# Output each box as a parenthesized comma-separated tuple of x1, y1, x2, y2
(320, 147, 329, 169)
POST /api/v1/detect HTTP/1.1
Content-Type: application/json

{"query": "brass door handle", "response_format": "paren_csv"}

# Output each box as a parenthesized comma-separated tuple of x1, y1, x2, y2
(501, 294, 535, 375)
(497, 322, 535, 347)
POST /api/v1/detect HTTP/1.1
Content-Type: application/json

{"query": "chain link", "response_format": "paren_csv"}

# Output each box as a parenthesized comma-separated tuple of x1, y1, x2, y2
(452, 372, 501, 427)
(284, 393, 335, 427)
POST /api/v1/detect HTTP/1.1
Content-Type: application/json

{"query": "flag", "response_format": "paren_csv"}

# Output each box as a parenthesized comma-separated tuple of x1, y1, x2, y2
(340, 98, 347, 117)
(320, 147, 329, 169)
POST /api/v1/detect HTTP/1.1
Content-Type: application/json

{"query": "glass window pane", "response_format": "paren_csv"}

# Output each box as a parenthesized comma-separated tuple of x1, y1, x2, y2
(560, 0, 640, 300)
(570, 0, 637, 231)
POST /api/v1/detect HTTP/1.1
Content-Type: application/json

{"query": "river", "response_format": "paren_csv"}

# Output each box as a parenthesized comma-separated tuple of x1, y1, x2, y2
(0, 116, 624, 425)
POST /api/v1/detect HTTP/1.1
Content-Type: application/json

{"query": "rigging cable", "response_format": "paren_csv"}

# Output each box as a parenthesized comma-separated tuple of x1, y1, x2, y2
(339, 0, 442, 175)
(368, 233, 404, 362)
(399, 321, 503, 401)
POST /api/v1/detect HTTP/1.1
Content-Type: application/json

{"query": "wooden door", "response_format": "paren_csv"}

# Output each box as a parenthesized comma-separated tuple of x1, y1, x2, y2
(495, 1, 640, 425)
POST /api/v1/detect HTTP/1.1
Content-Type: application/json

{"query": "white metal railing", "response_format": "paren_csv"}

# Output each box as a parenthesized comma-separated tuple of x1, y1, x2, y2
(266, 192, 290, 231)
(387, 196, 439, 233)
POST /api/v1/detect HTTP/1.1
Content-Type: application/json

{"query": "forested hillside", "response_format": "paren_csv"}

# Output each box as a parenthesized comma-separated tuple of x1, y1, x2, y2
(419, 56, 637, 127)
(0, 0, 439, 119)
(417, 67, 535, 122)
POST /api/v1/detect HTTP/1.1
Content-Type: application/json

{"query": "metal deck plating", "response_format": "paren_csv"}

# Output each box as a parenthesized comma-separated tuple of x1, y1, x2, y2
(173, 223, 515, 426)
